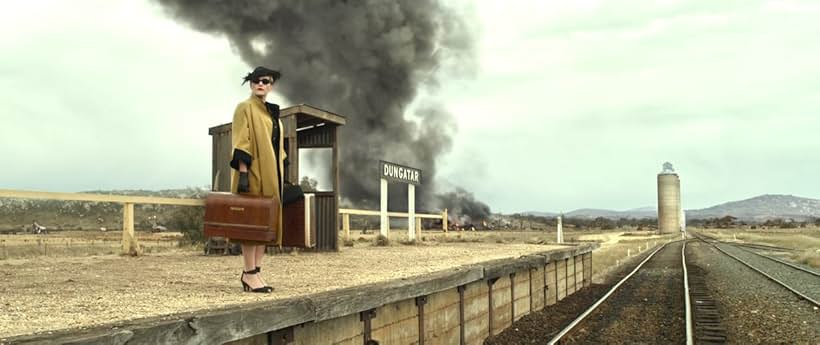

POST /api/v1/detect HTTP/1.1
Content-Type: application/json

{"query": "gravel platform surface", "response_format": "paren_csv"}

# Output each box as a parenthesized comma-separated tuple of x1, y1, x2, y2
(0, 243, 562, 338)
(689, 241, 819, 344)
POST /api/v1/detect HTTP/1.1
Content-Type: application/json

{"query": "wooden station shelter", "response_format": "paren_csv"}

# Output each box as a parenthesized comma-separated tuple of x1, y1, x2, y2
(208, 104, 346, 251)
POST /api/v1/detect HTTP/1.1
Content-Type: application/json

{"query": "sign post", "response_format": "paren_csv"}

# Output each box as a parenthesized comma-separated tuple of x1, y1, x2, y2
(379, 160, 423, 241)
(408, 184, 415, 241)
(380, 178, 388, 237)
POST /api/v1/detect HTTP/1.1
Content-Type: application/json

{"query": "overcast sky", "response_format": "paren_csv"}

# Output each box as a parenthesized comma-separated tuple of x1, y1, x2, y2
(2, 0, 819, 213)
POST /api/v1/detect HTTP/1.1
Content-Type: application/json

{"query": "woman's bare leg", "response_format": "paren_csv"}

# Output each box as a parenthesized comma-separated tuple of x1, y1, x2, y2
(242, 244, 256, 271)
(241, 244, 263, 289)
(254, 245, 268, 286)
(254, 245, 266, 267)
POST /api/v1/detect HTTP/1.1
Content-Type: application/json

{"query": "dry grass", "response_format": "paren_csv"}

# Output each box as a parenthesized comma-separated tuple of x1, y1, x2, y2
(792, 250, 820, 268)
(589, 233, 681, 283)
(697, 227, 820, 249)
(374, 234, 390, 246)
(398, 239, 419, 245)
(560, 229, 683, 283)
(0, 231, 183, 260)
(344, 228, 625, 247)
(696, 227, 820, 268)
(591, 244, 635, 281)
(343, 228, 686, 282)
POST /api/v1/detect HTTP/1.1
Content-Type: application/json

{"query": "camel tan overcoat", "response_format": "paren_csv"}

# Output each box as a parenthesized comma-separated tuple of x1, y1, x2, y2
(229, 95, 287, 245)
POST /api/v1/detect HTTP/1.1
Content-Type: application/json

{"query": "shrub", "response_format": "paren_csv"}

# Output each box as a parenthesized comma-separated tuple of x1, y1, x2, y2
(374, 234, 390, 246)
(168, 206, 205, 244)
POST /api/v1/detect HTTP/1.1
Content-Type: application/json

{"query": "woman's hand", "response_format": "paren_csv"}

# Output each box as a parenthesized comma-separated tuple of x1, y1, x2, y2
(238, 162, 250, 193)
(238, 172, 250, 193)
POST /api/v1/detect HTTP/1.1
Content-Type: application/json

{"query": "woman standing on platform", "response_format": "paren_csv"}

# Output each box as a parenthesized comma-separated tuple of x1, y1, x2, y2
(229, 66, 287, 293)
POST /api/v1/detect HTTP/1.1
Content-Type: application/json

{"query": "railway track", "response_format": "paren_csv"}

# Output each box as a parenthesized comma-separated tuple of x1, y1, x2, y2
(502, 232, 816, 344)
(695, 233, 796, 252)
(488, 232, 816, 344)
(692, 232, 820, 307)
(733, 242, 794, 252)
(546, 240, 695, 344)
(684, 242, 727, 344)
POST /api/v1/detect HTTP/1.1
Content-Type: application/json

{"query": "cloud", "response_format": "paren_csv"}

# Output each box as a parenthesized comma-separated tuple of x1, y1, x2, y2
(438, 0, 820, 212)
(0, 1, 252, 191)
(1, 0, 819, 214)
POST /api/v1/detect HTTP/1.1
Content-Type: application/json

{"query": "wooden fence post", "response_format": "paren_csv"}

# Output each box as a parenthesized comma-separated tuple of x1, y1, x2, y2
(443, 208, 448, 232)
(342, 213, 351, 242)
(121, 202, 141, 256)
(408, 184, 416, 241)
(415, 216, 422, 239)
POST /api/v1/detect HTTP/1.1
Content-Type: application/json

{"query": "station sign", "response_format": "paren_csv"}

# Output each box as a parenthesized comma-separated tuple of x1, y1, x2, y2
(379, 160, 422, 186)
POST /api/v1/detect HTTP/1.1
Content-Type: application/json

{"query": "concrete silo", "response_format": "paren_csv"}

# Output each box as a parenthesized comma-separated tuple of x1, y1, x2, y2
(657, 162, 681, 234)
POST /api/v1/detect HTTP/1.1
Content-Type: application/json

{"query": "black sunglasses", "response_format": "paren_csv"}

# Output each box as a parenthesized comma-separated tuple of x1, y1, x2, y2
(251, 78, 273, 85)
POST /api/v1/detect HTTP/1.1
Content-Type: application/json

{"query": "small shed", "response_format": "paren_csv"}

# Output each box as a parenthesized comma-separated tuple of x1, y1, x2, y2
(208, 104, 346, 251)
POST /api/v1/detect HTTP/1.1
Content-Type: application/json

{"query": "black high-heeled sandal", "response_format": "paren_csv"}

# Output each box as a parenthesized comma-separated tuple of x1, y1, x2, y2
(241, 269, 272, 293)
(256, 266, 274, 292)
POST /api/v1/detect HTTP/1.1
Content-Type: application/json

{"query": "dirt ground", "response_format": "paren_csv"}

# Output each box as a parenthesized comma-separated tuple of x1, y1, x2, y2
(0, 242, 563, 339)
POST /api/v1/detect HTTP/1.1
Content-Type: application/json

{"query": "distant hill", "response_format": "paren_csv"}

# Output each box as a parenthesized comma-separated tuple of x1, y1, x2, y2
(522, 207, 655, 219)
(687, 194, 820, 221)
(566, 207, 656, 219)
(521, 195, 820, 222)
(520, 211, 557, 218)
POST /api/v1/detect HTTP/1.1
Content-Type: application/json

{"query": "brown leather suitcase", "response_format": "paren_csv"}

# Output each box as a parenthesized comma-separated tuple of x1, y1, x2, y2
(281, 194, 316, 248)
(203, 192, 279, 242)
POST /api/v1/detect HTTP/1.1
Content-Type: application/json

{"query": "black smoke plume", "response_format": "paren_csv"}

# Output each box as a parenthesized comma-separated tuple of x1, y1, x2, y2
(155, 0, 484, 212)
(437, 187, 491, 223)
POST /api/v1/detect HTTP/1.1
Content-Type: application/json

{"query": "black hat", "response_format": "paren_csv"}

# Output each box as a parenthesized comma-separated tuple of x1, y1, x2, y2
(242, 66, 281, 85)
